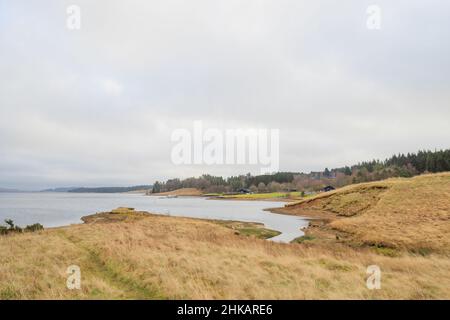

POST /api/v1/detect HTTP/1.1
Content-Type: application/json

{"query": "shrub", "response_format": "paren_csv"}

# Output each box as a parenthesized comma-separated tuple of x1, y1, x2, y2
(0, 219, 43, 236)
(0, 226, 7, 235)
(291, 235, 315, 243)
(4, 219, 22, 233)
(25, 223, 44, 232)
(4, 219, 15, 229)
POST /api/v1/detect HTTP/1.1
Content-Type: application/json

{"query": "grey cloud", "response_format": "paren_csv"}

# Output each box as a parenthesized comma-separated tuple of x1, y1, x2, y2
(0, 0, 449, 189)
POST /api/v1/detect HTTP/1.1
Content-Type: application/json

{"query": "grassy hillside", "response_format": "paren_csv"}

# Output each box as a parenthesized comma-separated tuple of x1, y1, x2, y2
(275, 173, 450, 254)
(1, 173, 449, 299)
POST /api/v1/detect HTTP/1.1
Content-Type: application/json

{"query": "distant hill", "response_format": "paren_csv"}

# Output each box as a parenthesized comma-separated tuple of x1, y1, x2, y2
(41, 185, 152, 193)
(41, 187, 78, 192)
(68, 185, 152, 193)
(0, 187, 23, 193)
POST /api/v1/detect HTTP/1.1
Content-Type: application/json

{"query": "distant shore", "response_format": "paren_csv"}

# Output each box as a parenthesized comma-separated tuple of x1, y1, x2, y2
(149, 187, 309, 202)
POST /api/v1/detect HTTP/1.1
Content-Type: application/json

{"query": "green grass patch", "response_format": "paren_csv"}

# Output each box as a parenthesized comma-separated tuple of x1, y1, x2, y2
(220, 192, 305, 200)
(212, 220, 281, 239)
(291, 235, 315, 243)
(0, 287, 21, 299)
(409, 247, 434, 257)
(236, 227, 281, 239)
(372, 246, 400, 257)
(86, 249, 164, 299)
(57, 230, 165, 299)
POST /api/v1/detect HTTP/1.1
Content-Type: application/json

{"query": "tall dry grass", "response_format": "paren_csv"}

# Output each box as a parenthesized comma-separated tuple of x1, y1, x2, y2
(1, 173, 449, 299)
(1, 211, 449, 299)
(280, 173, 450, 253)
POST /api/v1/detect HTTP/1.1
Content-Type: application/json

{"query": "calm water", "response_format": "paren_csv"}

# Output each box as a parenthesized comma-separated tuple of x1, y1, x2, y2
(0, 193, 308, 242)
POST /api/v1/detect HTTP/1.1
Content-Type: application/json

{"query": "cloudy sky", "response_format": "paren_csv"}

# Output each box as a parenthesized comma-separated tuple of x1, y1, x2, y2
(1, 0, 449, 190)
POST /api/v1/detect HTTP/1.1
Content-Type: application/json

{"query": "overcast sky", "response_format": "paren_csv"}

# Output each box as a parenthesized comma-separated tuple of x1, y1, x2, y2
(1, 0, 449, 190)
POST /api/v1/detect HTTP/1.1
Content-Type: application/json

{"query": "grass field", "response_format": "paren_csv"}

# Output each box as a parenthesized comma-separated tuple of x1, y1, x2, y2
(0, 173, 449, 299)
(151, 188, 203, 196)
(214, 191, 305, 201)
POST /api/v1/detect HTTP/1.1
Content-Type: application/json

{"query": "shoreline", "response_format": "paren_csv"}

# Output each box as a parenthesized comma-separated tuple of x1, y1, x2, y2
(80, 209, 284, 241)
(1, 194, 306, 243)
(78, 204, 304, 243)
(149, 193, 305, 203)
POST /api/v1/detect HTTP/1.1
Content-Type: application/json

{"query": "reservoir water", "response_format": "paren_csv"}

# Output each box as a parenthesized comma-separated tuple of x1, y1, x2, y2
(0, 193, 308, 242)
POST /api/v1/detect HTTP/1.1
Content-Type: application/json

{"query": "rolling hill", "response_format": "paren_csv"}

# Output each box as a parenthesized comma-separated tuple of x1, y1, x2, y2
(274, 172, 450, 254)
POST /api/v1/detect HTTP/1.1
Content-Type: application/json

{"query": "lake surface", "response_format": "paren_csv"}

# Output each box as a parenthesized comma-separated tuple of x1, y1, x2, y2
(0, 193, 308, 242)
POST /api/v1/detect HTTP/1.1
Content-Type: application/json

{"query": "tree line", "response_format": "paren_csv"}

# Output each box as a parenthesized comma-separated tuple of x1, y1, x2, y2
(151, 149, 450, 194)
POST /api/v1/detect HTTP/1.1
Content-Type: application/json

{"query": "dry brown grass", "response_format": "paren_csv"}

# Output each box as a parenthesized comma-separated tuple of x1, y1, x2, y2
(151, 188, 203, 196)
(1, 173, 449, 299)
(276, 173, 450, 254)
(1, 212, 449, 299)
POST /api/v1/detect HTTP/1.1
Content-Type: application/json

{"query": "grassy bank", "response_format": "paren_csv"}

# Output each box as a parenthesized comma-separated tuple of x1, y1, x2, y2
(152, 188, 308, 201)
(0, 173, 449, 299)
(210, 191, 306, 201)
(150, 188, 203, 197)
(274, 173, 450, 254)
